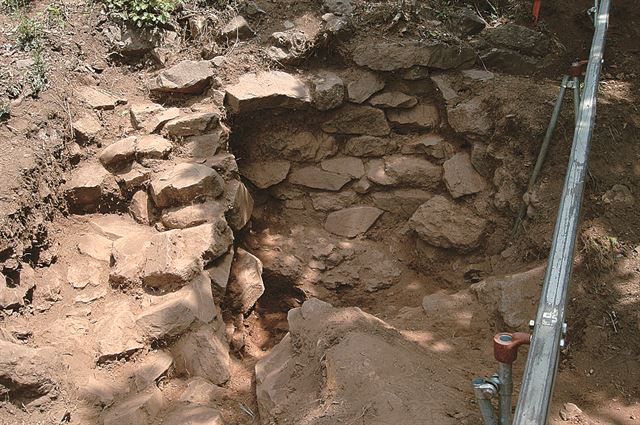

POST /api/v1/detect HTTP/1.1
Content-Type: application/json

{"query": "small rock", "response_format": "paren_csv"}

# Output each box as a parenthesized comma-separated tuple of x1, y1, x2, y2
(430, 74, 458, 102)
(369, 91, 418, 109)
(311, 71, 344, 111)
(266, 131, 337, 162)
(172, 322, 230, 385)
(78, 86, 126, 110)
(129, 190, 154, 225)
(346, 70, 385, 103)
(208, 153, 239, 177)
(447, 97, 492, 136)
(461, 69, 495, 81)
(224, 180, 254, 232)
(402, 66, 430, 80)
(102, 387, 163, 425)
(67, 261, 103, 289)
(79, 376, 116, 406)
(74, 288, 107, 304)
(322, 105, 390, 136)
(323, 0, 354, 15)
(163, 405, 225, 425)
(63, 162, 110, 211)
(141, 107, 182, 134)
(149, 60, 216, 94)
(289, 166, 352, 191)
(136, 135, 172, 160)
(132, 351, 173, 391)
(559, 402, 583, 421)
(324, 206, 383, 237)
(602, 184, 634, 206)
(77, 233, 113, 263)
(352, 177, 372, 194)
(443, 152, 486, 198)
(117, 164, 152, 190)
(320, 156, 364, 178)
(136, 273, 217, 340)
(225, 71, 311, 113)
(365, 158, 397, 186)
(180, 377, 229, 404)
(95, 300, 144, 362)
(343, 135, 397, 157)
(129, 102, 165, 130)
(90, 213, 155, 241)
(451, 8, 486, 36)
(227, 248, 264, 314)
(161, 201, 226, 230)
(386, 103, 439, 129)
(371, 189, 432, 217)
(384, 155, 442, 189)
(206, 248, 234, 297)
(150, 163, 224, 208)
(311, 190, 358, 212)
(220, 16, 255, 41)
(240, 160, 291, 189)
(99, 136, 137, 168)
(322, 12, 350, 34)
(182, 130, 227, 159)
(163, 111, 220, 138)
(409, 195, 488, 251)
(399, 134, 452, 159)
(72, 113, 102, 142)
(0, 272, 35, 310)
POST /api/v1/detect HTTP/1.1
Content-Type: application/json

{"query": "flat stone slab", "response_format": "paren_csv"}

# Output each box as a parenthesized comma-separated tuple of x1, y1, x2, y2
(384, 155, 442, 189)
(353, 41, 475, 71)
(346, 69, 385, 103)
(324, 206, 383, 237)
(289, 166, 352, 191)
(240, 160, 291, 189)
(99, 136, 137, 167)
(225, 71, 311, 113)
(78, 86, 126, 110)
(369, 91, 418, 108)
(161, 201, 226, 230)
(163, 405, 224, 425)
(150, 163, 224, 208)
(322, 105, 390, 136)
(443, 152, 486, 198)
(171, 323, 230, 385)
(386, 104, 440, 129)
(102, 387, 163, 425)
(343, 135, 397, 157)
(63, 162, 110, 211)
(227, 248, 264, 314)
(163, 112, 219, 138)
(149, 60, 216, 94)
(95, 300, 144, 362)
(320, 157, 365, 178)
(77, 233, 113, 262)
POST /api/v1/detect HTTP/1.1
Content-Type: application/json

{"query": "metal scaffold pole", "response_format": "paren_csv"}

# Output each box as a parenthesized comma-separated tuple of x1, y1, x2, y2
(512, 0, 611, 424)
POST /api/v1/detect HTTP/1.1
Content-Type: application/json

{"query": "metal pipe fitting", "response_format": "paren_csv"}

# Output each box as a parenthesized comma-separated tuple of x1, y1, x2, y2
(473, 378, 499, 425)
(498, 362, 513, 425)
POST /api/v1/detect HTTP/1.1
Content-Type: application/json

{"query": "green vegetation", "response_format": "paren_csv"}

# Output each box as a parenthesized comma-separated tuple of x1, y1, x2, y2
(16, 15, 42, 51)
(103, 0, 179, 28)
(0, 0, 31, 12)
(44, 3, 67, 28)
(25, 50, 48, 96)
(0, 102, 9, 120)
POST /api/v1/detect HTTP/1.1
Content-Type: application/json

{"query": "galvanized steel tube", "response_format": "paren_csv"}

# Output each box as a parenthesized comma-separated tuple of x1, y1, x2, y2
(513, 1, 611, 424)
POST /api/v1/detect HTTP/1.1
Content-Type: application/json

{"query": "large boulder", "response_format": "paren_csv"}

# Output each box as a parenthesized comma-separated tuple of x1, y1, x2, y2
(150, 163, 224, 208)
(485, 23, 550, 57)
(322, 105, 390, 136)
(94, 300, 144, 362)
(470, 264, 545, 329)
(409, 195, 488, 251)
(136, 273, 217, 340)
(171, 322, 230, 385)
(225, 71, 311, 113)
(353, 41, 475, 71)
(0, 341, 57, 403)
(255, 299, 465, 425)
(149, 60, 216, 94)
(110, 223, 233, 289)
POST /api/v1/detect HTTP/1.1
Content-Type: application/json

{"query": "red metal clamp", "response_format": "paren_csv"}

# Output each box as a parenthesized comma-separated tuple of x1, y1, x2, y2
(532, 0, 542, 24)
(493, 332, 532, 364)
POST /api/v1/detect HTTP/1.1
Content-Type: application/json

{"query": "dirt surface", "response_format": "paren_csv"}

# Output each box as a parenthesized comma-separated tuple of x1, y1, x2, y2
(0, 0, 639, 424)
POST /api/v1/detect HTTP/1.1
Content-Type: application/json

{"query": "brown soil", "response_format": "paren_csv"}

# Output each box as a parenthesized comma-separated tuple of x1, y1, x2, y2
(1, 0, 639, 424)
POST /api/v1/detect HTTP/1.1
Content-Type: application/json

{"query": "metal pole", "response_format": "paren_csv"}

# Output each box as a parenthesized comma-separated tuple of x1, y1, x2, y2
(498, 362, 513, 425)
(572, 76, 581, 125)
(513, 1, 610, 424)
(512, 76, 569, 236)
(473, 378, 498, 425)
